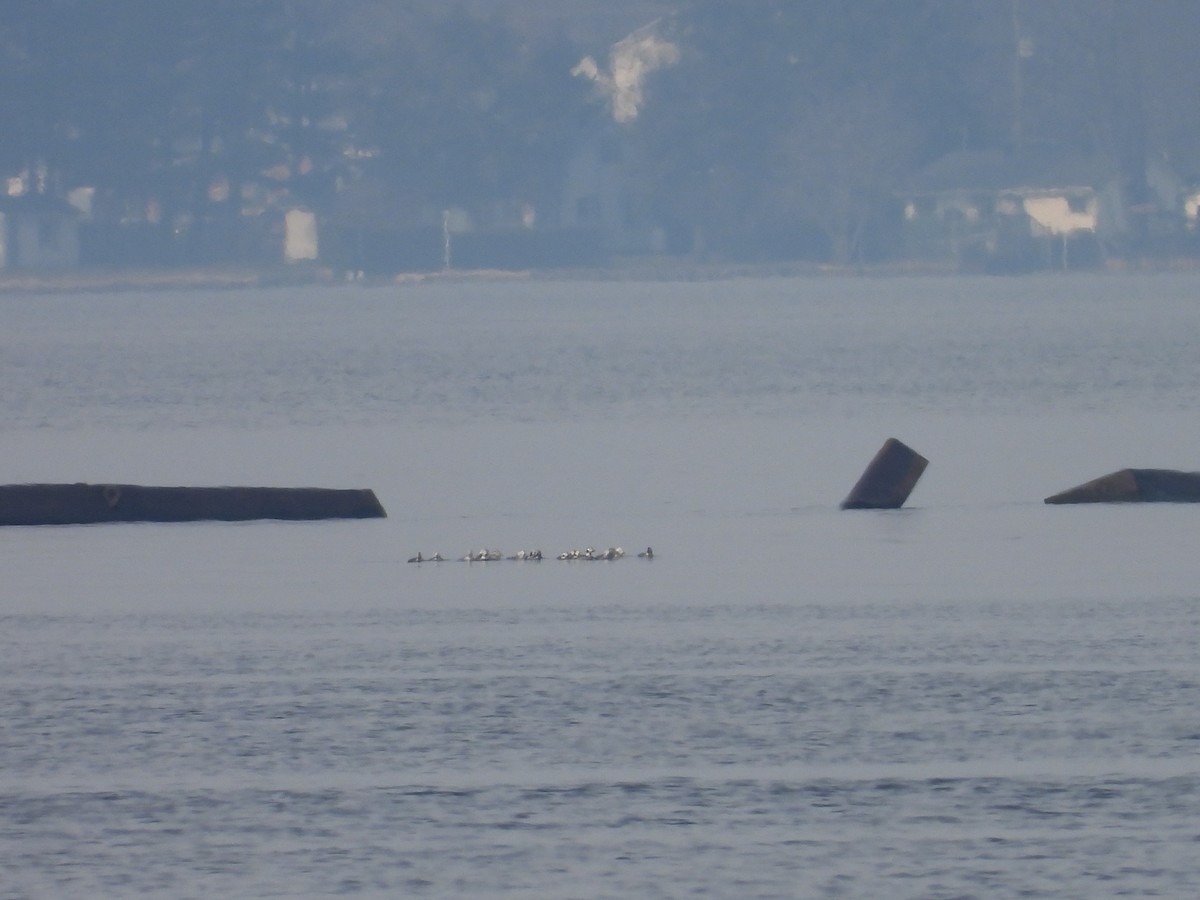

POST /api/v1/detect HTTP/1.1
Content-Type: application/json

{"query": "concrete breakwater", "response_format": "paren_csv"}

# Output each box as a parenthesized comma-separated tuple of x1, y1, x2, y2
(0, 483, 386, 525)
(1044, 469, 1200, 504)
(840, 438, 929, 510)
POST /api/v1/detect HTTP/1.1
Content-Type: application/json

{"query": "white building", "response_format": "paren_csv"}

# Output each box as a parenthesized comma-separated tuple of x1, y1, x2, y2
(0, 196, 80, 270)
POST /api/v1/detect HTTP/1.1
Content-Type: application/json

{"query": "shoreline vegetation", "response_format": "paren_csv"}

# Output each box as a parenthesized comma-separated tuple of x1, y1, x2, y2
(3, 256, 1200, 295)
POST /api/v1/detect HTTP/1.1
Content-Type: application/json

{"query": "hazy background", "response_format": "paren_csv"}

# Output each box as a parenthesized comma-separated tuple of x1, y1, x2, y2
(4, 0, 1200, 271)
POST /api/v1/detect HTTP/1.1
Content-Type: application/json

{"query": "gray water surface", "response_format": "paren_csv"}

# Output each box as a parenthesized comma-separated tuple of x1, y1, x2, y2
(2, 274, 1200, 898)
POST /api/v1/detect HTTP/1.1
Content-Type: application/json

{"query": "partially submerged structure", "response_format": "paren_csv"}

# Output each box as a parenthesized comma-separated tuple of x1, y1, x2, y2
(841, 438, 929, 510)
(1044, 469, 1200, 504)
(0, 483, 386, 526)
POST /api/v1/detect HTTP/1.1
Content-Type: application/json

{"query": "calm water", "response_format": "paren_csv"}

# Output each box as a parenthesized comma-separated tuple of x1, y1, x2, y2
(2, 274, 1200, 898)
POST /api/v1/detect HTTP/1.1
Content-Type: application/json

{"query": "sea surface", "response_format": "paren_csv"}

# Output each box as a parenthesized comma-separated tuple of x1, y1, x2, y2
(2, 274, 1199, 898)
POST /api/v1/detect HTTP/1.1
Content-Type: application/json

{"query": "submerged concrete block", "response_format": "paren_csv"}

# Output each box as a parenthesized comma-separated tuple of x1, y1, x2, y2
(0, 483, 387, 525)
(1044, 469, 1200, 504)
(840, 438, 928, 510)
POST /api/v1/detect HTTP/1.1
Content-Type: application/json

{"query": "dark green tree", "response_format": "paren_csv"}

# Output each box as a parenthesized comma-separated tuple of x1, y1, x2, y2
(624, 1, 997, 262)
(357, 8, 591, 220)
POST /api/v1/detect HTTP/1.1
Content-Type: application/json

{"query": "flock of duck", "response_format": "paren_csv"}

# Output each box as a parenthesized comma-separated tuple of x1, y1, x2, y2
(407, 546, 653, 564)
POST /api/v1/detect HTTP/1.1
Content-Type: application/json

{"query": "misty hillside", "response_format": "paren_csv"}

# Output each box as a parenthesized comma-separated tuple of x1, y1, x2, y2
(2, 0, 1199, 274)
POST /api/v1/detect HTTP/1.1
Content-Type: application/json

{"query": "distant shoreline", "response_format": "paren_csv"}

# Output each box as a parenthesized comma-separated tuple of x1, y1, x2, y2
(3, 257, 1199, 294)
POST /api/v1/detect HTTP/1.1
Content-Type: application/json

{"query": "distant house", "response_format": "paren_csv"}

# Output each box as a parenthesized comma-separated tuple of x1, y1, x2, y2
(1184, 188, 1200, 230)
(899, 149, 1134, 271)
(283, 207, 319, 263)
(0, 194, 80, 270)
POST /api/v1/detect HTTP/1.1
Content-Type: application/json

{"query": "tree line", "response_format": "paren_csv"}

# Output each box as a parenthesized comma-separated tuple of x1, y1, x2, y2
(2, 0, 1198, 267)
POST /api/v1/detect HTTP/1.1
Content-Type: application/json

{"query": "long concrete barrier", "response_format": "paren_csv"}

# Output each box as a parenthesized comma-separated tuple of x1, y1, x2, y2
(840, 438, 928, 510)
(1044, 469, 1200, 504)
(0, 483, 387, 525)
